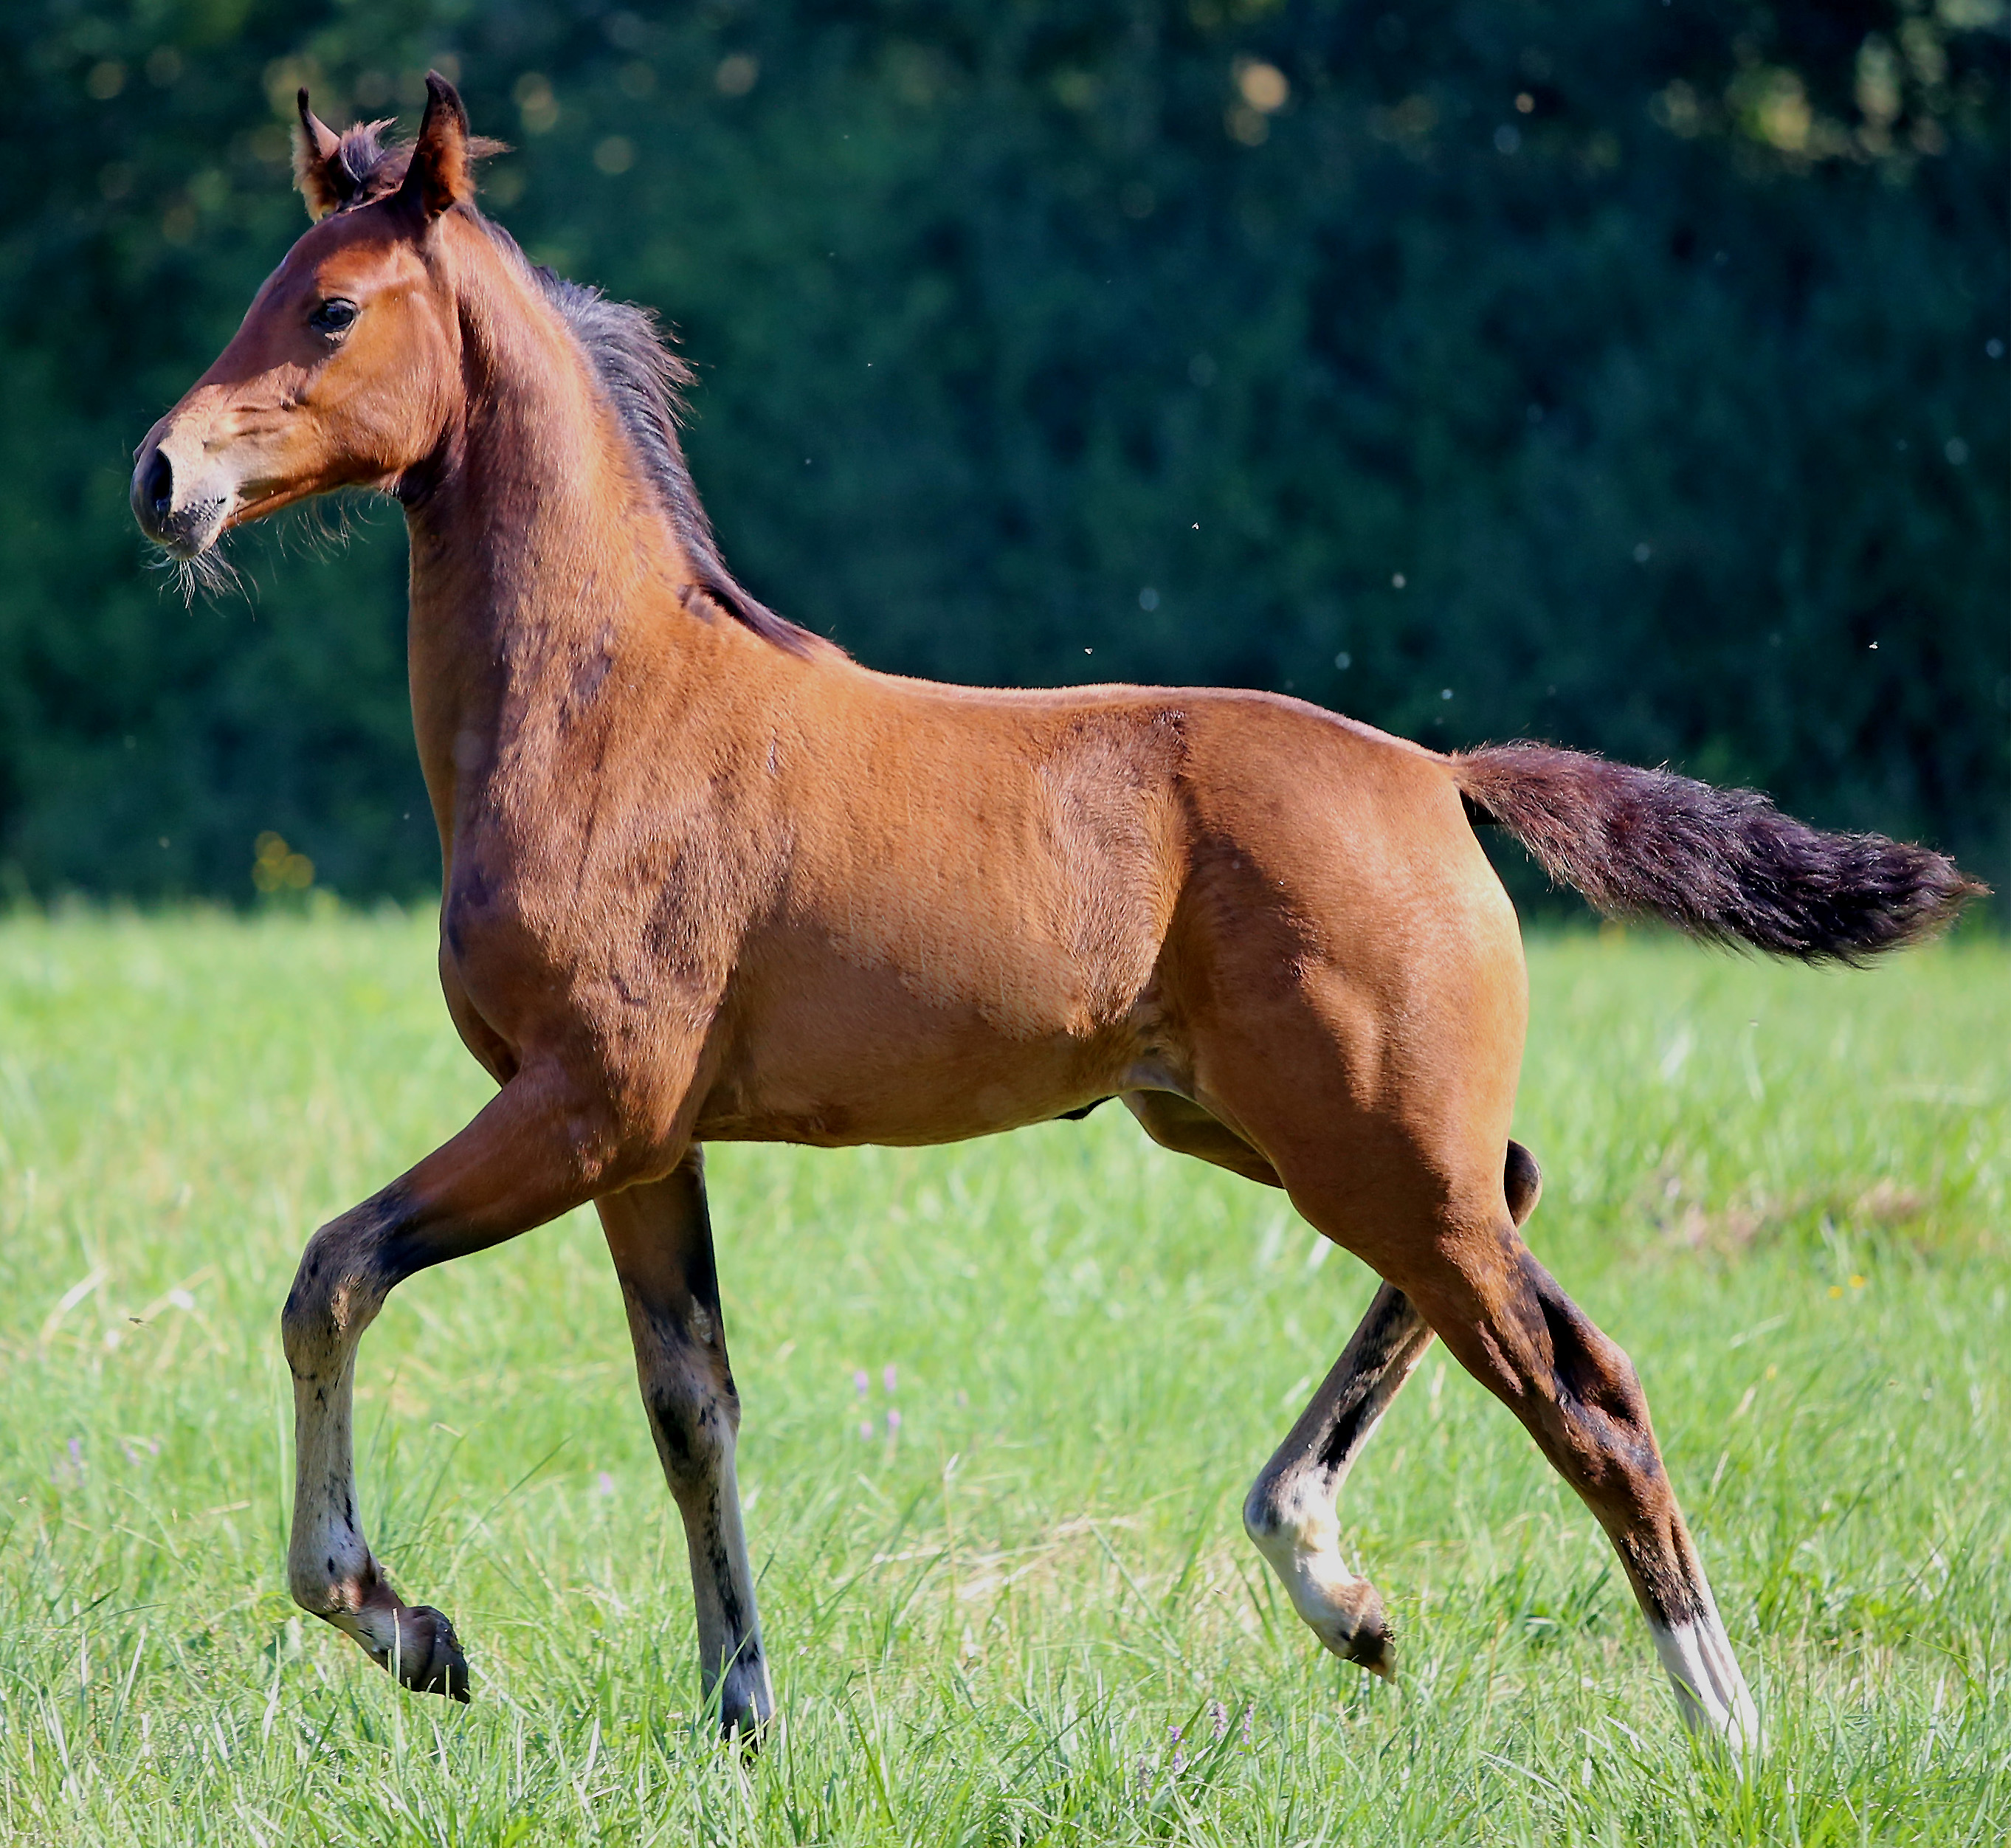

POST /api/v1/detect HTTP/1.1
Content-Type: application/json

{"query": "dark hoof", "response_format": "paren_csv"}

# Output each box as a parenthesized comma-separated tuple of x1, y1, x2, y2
(389, 1604, 470, 1702)
(1322, 1583, 1397, 1682)
(1345, 1624, 1396, 1683)
(714, 1656, 774, 1754)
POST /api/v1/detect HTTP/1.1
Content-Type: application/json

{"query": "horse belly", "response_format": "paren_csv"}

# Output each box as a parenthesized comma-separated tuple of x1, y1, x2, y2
(694, 932, 1153, 1148)
(700, 694, 1190, 1144)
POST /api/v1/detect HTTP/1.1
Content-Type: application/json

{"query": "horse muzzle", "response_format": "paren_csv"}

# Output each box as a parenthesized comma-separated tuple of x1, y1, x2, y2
(131, 432, 231, 556)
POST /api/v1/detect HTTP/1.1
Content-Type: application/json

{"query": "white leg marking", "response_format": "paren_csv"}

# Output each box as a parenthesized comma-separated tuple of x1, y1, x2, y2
(288, 1325, 378, 1610)
(1648, 1579, 1760, 1761)
(288, 1337, 411, 1653)
(1243, 1484, 1390, 1672)
(1245, 1286, 1432, 1672)
(283, 1236, 469, 1697)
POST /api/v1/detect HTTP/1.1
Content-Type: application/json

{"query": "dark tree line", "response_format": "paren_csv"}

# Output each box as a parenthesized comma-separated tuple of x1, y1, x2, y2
(1, 1, 2004, 904)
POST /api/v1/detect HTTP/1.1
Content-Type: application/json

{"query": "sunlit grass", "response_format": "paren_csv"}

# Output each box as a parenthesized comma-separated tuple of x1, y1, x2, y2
(0, 911, 2004, 1844)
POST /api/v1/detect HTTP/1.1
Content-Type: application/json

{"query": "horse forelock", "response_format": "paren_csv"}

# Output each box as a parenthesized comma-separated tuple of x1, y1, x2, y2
(328, 120, 406, 204)
(320, 122, 507, 210)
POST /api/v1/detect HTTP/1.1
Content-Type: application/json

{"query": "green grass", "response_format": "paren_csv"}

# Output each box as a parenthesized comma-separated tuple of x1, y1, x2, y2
(0, 909, 2005, 1845)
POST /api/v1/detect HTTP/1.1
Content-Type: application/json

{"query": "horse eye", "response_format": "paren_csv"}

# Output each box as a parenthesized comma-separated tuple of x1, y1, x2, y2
(309, 298, 358, 336)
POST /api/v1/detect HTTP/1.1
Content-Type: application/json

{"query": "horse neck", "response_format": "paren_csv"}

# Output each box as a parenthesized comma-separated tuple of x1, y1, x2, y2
(401, 244, 706, 818)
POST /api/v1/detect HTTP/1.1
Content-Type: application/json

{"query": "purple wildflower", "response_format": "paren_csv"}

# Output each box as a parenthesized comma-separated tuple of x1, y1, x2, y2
(883, 1363, 898, 1394)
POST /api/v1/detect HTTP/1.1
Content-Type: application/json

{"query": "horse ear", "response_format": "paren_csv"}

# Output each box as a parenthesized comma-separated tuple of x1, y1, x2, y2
(398, 72, 475, 222)
(293, 89, 348, 221)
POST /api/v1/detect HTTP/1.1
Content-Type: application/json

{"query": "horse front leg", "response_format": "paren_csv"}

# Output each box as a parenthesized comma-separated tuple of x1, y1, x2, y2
(596, 1151, 773, 1742)
(281, 1066, 615, 1698)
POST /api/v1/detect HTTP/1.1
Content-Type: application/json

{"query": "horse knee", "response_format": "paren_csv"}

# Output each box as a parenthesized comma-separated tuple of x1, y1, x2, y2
(645, 1360, 739, 1497)
(280, 1200, 411, 1371)
(282, 1232, 360, 1373)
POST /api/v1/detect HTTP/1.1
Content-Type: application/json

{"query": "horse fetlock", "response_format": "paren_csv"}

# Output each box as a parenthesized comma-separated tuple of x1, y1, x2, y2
(292, 1559, 472, 1702)
(1246, 1517, 1396, 1680)
(289, 1576, 351, 1626)
(286, 1535, 379, 1622)
(1242, 1471, 1336, 1552)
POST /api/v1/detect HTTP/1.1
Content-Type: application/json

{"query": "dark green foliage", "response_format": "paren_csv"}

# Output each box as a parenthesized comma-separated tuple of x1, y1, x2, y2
(1, 1, 2003, 903)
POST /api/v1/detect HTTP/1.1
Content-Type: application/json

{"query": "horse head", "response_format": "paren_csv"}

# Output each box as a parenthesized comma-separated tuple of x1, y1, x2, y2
(130, 75, 495, 584)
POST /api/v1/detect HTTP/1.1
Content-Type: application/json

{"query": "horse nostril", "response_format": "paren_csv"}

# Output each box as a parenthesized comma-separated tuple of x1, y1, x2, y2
(143, 449, 173, 520)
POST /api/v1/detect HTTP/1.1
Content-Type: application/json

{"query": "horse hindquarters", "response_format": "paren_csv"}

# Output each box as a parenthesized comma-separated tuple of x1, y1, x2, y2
(1174, 792, 1757, 1754)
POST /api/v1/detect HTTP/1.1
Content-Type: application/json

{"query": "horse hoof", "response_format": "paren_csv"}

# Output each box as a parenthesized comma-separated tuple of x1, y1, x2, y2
(716, 1657, 775, 1753)
(1343, 1624, 1397, 1683)
(1313, 1582, 1396, 1681)
(390, 1604, 471, 1702)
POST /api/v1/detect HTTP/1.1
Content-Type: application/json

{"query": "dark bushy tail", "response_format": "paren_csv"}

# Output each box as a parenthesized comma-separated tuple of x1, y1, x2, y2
(1452, 742, 1985, 963)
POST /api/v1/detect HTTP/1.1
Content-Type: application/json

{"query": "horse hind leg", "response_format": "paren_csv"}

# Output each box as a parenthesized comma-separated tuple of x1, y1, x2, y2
(1234, 1171, 1576, 1687)
(1243, 1281, 1432, 1676)
(1400, 1210, 1761, 1756)
(1126, 1094, 1533, 1677)
(1128, 1092, 1600, 1701)
(1198, 942, 1753, 1748)
(1235, 1137, 1539, 1678)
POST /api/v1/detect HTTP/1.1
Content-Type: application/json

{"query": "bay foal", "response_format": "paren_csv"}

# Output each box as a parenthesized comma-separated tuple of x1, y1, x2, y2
(132, 79, 1979, 1752)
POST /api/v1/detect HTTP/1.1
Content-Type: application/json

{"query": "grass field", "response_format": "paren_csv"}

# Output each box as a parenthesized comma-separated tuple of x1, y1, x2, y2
(0, 909, 2004, 1845)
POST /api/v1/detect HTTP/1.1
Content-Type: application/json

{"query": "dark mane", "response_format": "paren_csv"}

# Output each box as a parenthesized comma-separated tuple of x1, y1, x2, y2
(516, 251, 836, 658)
(325, 125, 837, 661)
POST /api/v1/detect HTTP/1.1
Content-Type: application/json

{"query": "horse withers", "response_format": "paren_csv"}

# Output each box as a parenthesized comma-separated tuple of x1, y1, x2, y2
(131, 76, 1981, 1754)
